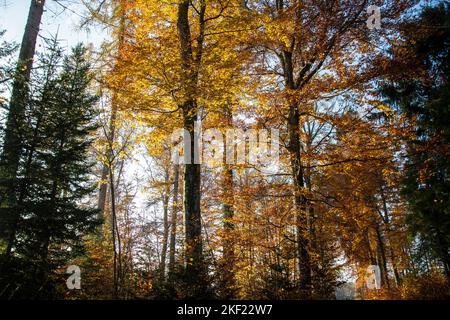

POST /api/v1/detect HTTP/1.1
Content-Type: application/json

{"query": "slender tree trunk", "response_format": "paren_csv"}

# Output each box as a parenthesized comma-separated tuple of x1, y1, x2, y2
(159, 198, 169, 280)
(221, 165, 235, 298)
(289, 106, 311, 298)
(103, 2, 127, 294)
(389, 247, 401, 286)
(98, 0, 125, 217)
(98, 96, 118, 216)
(159, 168, 170, 281)
(168, 162, 180, 278)
(379, 187, 401, 286)
(109, 167, 122, 298)
(375, 224, 390, 289)
(220, 107, 235, 298)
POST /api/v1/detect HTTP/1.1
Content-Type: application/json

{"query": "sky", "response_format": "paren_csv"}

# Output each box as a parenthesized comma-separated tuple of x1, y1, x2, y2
(0, 0, 108, 54)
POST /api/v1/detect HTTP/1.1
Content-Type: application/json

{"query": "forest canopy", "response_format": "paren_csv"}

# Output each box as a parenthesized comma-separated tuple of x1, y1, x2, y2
(0, 0, 449, 300)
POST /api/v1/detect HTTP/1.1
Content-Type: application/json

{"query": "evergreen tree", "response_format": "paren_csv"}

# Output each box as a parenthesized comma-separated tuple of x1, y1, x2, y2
(0, 40, 100, 299)
(381, 2, 450, 281)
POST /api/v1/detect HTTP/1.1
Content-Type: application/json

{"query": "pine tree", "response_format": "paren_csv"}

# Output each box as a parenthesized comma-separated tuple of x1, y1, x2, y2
(380, 2, 450, 282)
(0, 41, 101, 299)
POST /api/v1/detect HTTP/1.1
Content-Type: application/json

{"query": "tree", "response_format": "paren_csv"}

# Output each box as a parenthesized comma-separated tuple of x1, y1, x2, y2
(380, 2, 450, 282)
(246, 0, 414, 297)
(175, 0, 207, 297)
(109, 0, 253, 298)
(0, 41, 100, 299)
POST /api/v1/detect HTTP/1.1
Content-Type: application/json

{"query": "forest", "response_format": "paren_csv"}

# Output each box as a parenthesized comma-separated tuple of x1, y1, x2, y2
(0, 0, 449, 300)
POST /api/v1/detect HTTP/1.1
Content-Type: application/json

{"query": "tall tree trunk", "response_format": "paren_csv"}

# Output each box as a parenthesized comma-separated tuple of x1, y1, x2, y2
(177, 0, 207, 298)
(97, 0, 125, 217)
(109, 167, 121, 298)
(168, 162, 180, 278)
(159, 167, 170, 281)
(379, 186, 401, 286)
(220, 107, 235, 298)
(98, 97, 118, 218)
(284, 49, 312, 298)
(289, 104, 312, 298)
(1, 0, 45, 257)
(375, 224, 390, 289)
(183, 110, 204, 296)
(2, 0, 45, 167)
(221, 169, 235, 282)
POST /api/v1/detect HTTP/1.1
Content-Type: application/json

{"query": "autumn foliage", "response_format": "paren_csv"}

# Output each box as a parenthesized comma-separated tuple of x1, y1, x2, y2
(0, 0, 449, 300)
